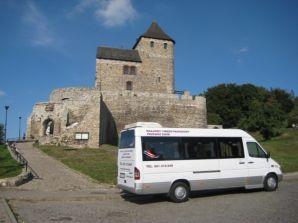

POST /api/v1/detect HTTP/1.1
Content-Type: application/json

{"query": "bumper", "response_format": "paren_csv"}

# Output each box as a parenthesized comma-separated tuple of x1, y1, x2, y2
(277, 174, 283, 182)
(117, 183, 143, 194)
(118, 182, 171, 195)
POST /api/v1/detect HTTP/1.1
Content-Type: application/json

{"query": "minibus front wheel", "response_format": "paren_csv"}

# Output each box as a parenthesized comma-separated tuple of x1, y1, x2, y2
(169, 181, 190, 203)
(264, 173, 278, 191)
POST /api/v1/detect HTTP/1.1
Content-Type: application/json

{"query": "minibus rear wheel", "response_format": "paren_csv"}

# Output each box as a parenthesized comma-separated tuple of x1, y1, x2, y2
(169, 182, 189, 203)
(264, 173, 278, 191)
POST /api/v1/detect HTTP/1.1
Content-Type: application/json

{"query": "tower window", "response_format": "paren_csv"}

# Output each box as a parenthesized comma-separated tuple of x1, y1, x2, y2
(158, 77, 161, 82)
(126, 81, 133, 90)
(123, 65, 137, 75)
(123, 65, 129, 75)
(130, 66, 136, 75)
(150, 41, 154, 48)
(164, 43, 168, 49)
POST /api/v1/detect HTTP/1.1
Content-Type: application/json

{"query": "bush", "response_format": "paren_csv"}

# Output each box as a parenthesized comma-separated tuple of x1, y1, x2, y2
(0, 123, 4, 145)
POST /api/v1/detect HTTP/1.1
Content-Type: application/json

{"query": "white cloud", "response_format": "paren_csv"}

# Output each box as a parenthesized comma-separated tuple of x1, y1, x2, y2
(67, 0, 98, 17)
(238, 46, 249, 53)
(0, 90, 5, 97)
(95, 0, 137, 27)
(68, 0, 137, 27)
(22, 1, 55, 46)
(232, 46, 249, 63)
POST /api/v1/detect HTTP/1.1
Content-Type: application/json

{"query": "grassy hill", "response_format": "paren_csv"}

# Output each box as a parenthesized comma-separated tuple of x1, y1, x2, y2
(258, 129, 298, 173)
(35, 144, 117, 184)
(0, 145, 22, 179)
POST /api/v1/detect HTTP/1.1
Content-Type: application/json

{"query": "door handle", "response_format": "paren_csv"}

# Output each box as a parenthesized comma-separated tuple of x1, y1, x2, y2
(248, 161, 254, 164)
(239, 161, 245, 164)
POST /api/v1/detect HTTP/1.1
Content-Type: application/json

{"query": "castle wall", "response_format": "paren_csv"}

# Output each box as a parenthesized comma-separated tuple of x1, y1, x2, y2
(101, 91, 207, 135)
(27, 87, 207, 148)
(27, 88, 101, 148)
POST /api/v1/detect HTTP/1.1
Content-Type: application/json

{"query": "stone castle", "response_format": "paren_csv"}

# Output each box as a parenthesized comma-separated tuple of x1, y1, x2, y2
(26, 22, 207, 148)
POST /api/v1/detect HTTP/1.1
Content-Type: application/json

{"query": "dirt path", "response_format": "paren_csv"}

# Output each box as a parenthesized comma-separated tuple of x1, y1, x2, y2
(15, 142, 104, 191)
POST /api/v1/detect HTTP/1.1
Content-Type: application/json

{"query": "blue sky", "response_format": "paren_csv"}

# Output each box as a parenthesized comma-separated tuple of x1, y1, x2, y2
(0, 0, 298, 138)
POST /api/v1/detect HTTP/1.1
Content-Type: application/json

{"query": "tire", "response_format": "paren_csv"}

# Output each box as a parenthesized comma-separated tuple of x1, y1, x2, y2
(169, 182, 190, 203)
(264, 174, 278, 191)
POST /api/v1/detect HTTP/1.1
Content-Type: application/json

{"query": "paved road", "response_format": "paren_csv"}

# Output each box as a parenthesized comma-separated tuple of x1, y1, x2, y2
(1, 179, 297, 223)
(15, 142, 105, 191)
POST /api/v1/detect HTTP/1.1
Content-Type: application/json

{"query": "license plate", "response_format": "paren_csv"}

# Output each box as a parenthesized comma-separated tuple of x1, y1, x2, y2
(120, 173, 125, 178)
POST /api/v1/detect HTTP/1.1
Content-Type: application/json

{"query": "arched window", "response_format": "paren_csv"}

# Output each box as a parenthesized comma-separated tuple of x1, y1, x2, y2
(123, 65, 129, 75)
(126, 81, 133, 90)
(150, 41, 154, 48)
(43, 118, 54, 136)
(130, 66, 136, 75)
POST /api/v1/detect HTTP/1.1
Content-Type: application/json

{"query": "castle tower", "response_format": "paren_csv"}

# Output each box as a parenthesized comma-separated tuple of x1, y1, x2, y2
(133, 21, 175, 94)
(95, 22, 175, 94)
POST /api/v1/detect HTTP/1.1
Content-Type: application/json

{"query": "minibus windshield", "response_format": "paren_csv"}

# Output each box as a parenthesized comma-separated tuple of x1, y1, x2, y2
(119, 130, 135, 149)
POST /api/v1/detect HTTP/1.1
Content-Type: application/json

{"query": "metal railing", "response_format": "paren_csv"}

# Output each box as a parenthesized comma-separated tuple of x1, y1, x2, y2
(8, 143, 39, 179)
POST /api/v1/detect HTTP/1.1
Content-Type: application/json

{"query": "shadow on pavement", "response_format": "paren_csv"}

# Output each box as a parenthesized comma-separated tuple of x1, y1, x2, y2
(121, 192, 169, 205)
(121, 187, 264, 204)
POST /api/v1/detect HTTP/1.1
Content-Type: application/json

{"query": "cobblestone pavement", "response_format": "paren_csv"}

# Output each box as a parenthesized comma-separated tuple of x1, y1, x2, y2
(0, 199, 11, 223)
(15, 142, 108, 192)
(0, 179, 297, 223)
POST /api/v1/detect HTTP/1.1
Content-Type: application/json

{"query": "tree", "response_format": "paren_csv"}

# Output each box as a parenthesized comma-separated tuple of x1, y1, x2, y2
(0, 123, 4, 144)
(205, 83, 243, 127)
(207, 113, 222, 125)
(288, 97, 298, 127)
(271, 88, 295, 113)
(238, 100, 286, 140)
(203, 83, 292, 139)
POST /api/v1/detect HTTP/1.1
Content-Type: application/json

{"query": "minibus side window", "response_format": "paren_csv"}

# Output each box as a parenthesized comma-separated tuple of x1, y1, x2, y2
(119, 130, 135, 149)
(247, 142, 267, 158)
(182, 137, 217, 159)
(142, 137, 183, 161)
(218, 137, 244, 158)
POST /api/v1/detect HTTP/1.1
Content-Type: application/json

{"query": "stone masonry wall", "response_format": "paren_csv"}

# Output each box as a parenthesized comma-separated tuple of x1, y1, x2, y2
(101, 91, 207, 136)
(95, 59, 142, 91)
(27, 88, 101, 148)
(134, 37, 174, 94)
(95, 38, 174, 94)
(27, 87, 207, 148)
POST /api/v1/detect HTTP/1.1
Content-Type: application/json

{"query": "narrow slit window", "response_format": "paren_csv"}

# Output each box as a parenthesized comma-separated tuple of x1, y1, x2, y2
(123, 65, 129, 75)
(164, 43, 168, 49)
(126, 81, 133, 90)
(130, 66, 136, 75)
(150, 41, 154, 48)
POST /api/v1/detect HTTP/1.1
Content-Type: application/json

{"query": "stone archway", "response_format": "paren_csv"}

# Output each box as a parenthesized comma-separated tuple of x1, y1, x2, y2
(43, 118, 54, 136)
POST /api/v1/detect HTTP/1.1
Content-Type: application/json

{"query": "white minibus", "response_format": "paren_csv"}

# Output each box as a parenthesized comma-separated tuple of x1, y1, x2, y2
(117, 122, 283, 202)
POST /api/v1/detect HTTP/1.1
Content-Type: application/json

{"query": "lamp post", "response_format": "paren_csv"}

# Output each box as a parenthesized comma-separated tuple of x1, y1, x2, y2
(18, 116, 22, 141)
(4, 106, 9, 142)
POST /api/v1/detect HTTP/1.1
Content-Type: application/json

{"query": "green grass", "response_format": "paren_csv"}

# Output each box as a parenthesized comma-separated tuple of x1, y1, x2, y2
(258, 129, 298, 173)
(0, 145, 22, 179)
(35, 144, 117, 184)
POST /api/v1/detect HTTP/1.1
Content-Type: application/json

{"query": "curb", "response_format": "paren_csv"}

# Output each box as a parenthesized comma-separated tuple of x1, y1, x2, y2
(284, 172, 298, 180)
(1, 199, 18, 223)
(0, 169, 33, 187)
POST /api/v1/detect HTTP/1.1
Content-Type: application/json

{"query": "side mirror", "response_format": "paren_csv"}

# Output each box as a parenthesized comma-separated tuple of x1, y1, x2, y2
(267, 152, 271, 159)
